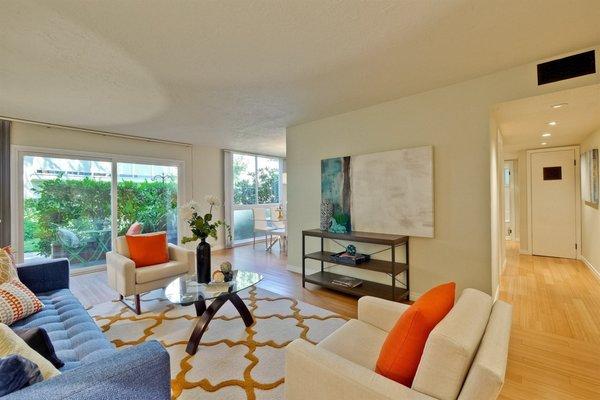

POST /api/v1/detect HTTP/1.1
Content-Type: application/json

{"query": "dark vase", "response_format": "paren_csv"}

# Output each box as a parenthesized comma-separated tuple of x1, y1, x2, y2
(196, 237, 211, 283)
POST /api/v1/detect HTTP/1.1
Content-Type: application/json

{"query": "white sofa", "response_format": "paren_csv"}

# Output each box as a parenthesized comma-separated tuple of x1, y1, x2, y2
(106, 235, 195, 314)
(285, 289, 512, 400)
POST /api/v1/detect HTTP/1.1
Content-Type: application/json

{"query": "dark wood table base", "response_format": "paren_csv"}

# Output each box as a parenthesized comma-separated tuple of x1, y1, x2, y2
(185, 292, 254, 355)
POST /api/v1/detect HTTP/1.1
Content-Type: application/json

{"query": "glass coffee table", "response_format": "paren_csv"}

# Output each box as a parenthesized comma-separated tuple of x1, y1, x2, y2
(165, 270, 263, 355)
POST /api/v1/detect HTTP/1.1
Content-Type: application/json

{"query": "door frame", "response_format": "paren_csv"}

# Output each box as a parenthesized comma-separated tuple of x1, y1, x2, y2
(10, 145, 186, 274)
(503, 160, 516, 240)
(526, 145, 581, 258)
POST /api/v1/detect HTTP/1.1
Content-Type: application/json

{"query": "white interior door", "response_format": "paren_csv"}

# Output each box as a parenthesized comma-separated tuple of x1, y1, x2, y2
(531, 149, 577, 258)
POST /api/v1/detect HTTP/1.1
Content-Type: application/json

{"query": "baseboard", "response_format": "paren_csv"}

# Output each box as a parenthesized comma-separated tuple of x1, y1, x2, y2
(580, 255, 600, 281)
(519, 248, 531, 255)
(287, 264, 301, 274)
(70, 264, 106, 276)
(493, 284, 500, 302)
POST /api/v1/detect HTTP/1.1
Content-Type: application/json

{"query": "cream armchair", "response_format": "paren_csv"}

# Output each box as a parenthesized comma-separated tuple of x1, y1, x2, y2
(285, 290, 512, 400)
(106, 235, 195, 314)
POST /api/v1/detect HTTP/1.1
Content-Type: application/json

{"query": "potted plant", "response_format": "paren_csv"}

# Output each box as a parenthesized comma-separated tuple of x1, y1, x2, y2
(181, 196, 230, 283)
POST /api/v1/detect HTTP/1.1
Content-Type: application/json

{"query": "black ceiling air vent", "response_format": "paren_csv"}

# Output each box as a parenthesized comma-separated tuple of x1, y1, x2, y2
(537, 50, 596, 85)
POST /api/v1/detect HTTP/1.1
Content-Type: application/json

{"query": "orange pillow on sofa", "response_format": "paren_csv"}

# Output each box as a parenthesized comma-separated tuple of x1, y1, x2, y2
(375, 282, 455, 387)
(125, 232, 169, 268)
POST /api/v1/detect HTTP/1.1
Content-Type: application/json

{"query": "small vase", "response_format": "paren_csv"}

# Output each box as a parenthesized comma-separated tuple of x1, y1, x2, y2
(196, 238, 211, 283)
(320, 200, 333, 231)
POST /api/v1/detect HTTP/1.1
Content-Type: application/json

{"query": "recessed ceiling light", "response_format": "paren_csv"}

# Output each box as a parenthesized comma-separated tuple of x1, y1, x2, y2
(548, 121, 558, 126)
(541, 142, 548, 146)
(542, 132, 552, 137)
(551, 103, 568, 109)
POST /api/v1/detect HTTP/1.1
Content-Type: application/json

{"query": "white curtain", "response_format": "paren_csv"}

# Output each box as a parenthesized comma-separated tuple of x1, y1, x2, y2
(0, 120, 10, 247)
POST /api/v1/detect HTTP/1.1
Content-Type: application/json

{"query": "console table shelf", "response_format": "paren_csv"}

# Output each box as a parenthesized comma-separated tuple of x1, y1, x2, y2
(302, 229, 410, 302)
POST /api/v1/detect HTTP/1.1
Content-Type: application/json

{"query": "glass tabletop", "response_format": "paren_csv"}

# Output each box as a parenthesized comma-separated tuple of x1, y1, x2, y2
(164, 270, 263, 304)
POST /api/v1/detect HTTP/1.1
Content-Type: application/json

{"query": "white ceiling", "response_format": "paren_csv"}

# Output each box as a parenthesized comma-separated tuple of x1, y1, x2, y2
(2, 1, 600, 156)
(496, 84, 600, 154)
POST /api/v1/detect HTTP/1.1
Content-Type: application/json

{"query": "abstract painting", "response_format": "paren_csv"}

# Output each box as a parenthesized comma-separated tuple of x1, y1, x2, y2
(581, 148, 599, 207)
(321, 146, 434, 238)
(321, 156, 351, 228)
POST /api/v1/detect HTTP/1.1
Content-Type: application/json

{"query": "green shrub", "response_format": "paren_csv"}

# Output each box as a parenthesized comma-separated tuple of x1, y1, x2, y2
(25, 177, 177, 257)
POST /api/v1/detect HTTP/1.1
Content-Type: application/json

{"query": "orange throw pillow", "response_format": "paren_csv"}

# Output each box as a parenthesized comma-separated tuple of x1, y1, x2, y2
(375, 282, 456, 387)
(125, 232, 169, 268)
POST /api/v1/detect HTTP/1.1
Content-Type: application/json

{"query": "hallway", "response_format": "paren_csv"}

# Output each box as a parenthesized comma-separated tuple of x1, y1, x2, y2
(498, 242, 600, 399)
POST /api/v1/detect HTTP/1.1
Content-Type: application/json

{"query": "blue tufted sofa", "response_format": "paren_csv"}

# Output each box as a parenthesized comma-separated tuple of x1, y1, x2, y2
(3, 259, 171, 399)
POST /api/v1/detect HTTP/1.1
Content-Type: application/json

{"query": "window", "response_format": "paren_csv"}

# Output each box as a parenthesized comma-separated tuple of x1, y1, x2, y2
(23, 155, 112, 269)
(117, 162, 179, 244)
(230, 153, 283, 244)
(18, 152, 181, 271)
(256, 157, 280, 204)
(233, 154, 257, 205)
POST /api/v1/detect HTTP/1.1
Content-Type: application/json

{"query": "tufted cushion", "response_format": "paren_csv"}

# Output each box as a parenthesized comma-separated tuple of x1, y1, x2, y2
(10, 289, 116, 371)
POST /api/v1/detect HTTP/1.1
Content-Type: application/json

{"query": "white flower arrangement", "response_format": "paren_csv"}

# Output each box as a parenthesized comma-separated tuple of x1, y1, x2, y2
(180, 196, 230, 244)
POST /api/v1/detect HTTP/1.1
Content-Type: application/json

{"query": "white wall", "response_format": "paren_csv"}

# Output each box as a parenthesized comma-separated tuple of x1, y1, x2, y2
(286, 46, 600, 297)
(490, 122, 505, 299)
(10, 122, 226, 250)
(581, 128, 600, 276)
(191, 145, 226, 249)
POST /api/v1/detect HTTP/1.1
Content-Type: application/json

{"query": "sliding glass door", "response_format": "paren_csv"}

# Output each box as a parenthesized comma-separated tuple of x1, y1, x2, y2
(19, 152, 180, 271)
(23, 155, 112, 269)
(117, 162, 178, 244)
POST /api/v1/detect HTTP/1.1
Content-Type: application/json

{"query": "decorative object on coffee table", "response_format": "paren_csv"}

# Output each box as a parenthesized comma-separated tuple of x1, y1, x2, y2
(320, 200, 333, 230)
(164, 270, 263, 355)
(195, 238, 211, 283)
(212, 270, 225, 282)
(219, 261, 233, 281)
(181, 196, 231, 284)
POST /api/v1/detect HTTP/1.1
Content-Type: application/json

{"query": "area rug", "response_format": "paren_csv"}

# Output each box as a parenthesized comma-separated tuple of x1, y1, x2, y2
(89, 286, 348, 399)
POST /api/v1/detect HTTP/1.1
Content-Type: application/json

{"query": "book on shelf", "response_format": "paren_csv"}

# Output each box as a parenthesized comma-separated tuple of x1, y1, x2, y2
(330, 276, 363, 288)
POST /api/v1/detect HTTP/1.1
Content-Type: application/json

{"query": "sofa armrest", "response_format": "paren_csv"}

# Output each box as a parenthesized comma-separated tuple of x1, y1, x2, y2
(3, 341, 170, 400)
(105, 251, 136, 296)
(358, 296, 410, 332)
(285, 339, 434, 400)
(16, 259, 70, 294)
(168, 243, 195, 275)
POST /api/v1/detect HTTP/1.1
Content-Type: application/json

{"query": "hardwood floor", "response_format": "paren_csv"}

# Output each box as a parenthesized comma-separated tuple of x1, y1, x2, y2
(498, 242, 600, 400)
(71, 241, 600, 399)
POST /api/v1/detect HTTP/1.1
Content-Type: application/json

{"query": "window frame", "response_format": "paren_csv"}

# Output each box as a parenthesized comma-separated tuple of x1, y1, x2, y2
(10, 145, 185, 274)
(230, 151, 284, 245)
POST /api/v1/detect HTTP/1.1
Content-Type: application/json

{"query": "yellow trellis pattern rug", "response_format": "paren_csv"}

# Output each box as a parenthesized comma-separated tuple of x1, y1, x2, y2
(89, 286, 348, 399)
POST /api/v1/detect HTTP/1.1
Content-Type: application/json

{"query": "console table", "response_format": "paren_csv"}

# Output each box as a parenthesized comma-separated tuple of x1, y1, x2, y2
(302, 229, 409, 302)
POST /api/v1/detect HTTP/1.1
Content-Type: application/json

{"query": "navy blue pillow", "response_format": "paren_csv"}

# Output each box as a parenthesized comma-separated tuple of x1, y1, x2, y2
(14, 327, 64, 369)
(0, 355, 43, 396)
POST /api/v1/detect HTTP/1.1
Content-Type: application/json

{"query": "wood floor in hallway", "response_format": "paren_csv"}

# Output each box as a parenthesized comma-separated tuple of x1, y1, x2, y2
(71, 241, 600, 399)
(498, 242, 600, 400)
